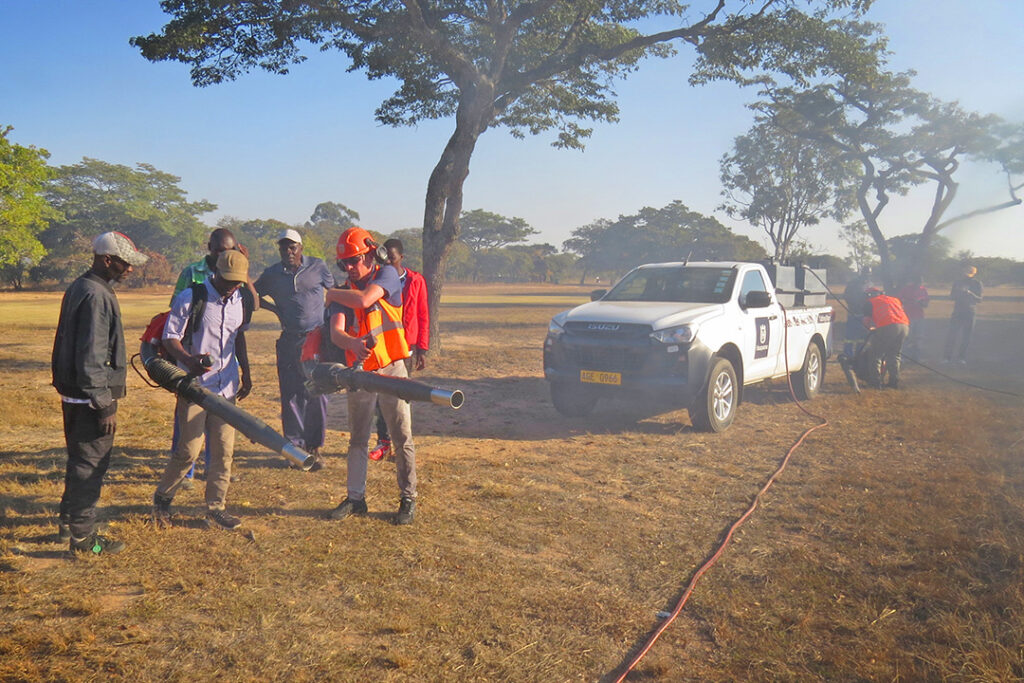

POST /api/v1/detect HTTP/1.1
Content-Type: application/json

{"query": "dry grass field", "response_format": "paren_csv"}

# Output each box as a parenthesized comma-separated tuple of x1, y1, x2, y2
(1, 282, 1023, 681)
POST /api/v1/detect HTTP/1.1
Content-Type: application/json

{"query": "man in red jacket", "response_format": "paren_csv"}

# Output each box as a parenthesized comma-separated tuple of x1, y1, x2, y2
(860, 287, 910, 389)
(368, 238, 430, 461)
(384, 238, 430, 370)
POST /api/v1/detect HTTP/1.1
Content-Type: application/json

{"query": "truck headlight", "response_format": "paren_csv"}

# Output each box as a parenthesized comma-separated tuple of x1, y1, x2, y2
(651, 324, 698, 345)
(546, 312, 568, 341)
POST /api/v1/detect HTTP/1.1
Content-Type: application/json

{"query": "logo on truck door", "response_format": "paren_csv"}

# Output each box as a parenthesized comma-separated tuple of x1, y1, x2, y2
(755, 317, 770, 358)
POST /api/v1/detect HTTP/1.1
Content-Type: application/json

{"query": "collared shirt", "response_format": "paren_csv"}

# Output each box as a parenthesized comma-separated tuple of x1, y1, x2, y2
(254, 256, 335, 333)
(163, 279, 246, 398)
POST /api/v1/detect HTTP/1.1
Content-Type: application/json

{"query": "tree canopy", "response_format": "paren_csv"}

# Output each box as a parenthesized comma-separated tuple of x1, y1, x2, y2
(564, 200, 766, 282)
(0, 126, 59, 289)
(719, 120, 854, 262)
(39, 158, 215, 285)
(459, 209, 538, 251)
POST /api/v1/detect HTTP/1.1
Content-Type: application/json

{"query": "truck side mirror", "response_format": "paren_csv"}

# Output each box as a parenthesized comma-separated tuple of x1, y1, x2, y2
(744, 290, 772, 308)
(590, 289, 607, 301)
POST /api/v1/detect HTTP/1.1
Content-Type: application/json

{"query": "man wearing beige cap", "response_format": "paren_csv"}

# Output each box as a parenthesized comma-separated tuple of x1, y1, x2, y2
(153, 249, 252, 531)
(52, 231, 148, 554)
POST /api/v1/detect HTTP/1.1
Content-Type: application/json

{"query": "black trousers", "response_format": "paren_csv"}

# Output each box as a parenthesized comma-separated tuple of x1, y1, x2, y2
(60, 402, 114, 538)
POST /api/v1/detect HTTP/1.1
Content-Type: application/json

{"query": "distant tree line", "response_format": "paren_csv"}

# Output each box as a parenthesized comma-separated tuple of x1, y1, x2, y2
(3, 124, 1023, 292)
(0, 128, 776, 289)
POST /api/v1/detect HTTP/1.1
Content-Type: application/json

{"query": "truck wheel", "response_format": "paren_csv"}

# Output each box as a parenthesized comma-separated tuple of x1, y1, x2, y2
(793, 342, 824, 400)
(550, 383, 598, 417)
(689, 356, 737, 432)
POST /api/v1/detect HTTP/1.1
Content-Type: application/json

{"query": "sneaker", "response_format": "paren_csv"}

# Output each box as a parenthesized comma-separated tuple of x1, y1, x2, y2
(394, 496, 415, 526)
(153, 492, 174, 528)
(205, 509, 242, 531)
(368, 439, 391, 462)
(308, 455, 326, 472)
(328, 497, 367, 520)
(70, 533, 125, 555)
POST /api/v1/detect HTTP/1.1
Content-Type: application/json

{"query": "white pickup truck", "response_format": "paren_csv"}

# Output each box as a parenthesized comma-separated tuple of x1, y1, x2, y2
(543, 261, 834, 431)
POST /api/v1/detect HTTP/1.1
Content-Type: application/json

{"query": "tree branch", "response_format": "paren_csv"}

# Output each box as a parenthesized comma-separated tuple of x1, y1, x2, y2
(935, 198, 1023, 231)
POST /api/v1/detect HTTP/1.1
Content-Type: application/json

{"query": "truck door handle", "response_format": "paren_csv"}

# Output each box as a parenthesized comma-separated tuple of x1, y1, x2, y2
(768, 315, 778, 321)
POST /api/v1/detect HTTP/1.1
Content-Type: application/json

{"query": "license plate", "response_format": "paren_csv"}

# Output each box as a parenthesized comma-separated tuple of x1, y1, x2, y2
(580, 370, 621, 385)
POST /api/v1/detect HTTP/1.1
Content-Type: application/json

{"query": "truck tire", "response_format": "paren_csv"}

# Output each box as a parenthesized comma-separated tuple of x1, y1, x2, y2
(793, 342, 824, 400)
(550, 382, 598, 417)
(689, 356, 738, 432)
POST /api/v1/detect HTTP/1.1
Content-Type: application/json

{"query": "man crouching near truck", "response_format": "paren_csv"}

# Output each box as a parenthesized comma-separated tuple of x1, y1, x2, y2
(859, 286, 910, 389)
(323, 227, 418, 526)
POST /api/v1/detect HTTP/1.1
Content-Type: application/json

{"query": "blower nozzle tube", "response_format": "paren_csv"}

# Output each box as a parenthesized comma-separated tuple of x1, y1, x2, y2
(303, 361, 464, 409)
(140, 343, 314, 471)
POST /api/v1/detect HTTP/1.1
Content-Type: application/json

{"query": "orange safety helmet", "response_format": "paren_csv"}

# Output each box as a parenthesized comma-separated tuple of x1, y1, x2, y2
(336, 227, 374, 260)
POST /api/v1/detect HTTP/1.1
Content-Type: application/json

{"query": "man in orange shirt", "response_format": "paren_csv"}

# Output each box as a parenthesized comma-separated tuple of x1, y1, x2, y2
(860, 287, 910, 389)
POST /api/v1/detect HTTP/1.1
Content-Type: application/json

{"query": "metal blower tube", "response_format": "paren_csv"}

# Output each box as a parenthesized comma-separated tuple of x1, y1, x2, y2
(305, 361, 464, 409)
(139, 343, 315, 470)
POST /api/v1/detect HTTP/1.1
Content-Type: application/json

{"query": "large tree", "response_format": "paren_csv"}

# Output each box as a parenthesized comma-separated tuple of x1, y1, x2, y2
(459, 208, 538, 252)
(304, 200, 360, 257)
(40, 158, 215, 285)
(132, 0, 868, 348)
(719, 120, 854, 262)
(564, 200, 766, 282)
(0, 126, 59, 290)
(697, 14, 1023, 288)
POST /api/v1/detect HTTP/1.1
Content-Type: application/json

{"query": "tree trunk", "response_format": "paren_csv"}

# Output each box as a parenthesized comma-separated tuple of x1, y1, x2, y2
(421, 90, 494, 354)
(855, 160, 895, 290)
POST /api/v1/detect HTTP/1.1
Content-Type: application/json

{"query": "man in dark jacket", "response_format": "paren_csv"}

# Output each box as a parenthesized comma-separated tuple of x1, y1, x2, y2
(51, 232, 148, 554)
(943, 265, 983, 364)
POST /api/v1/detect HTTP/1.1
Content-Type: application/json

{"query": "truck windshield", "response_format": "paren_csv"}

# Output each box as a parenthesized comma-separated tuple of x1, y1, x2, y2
(603, 266, 736, 303)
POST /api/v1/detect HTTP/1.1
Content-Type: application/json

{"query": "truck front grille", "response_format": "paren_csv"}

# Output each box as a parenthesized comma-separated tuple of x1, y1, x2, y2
(570, 347, 647, 373)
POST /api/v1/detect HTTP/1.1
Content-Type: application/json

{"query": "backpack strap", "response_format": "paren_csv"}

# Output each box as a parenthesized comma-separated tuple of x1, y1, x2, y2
(239, 286, 255, 327)
(182, 282, 208, 353)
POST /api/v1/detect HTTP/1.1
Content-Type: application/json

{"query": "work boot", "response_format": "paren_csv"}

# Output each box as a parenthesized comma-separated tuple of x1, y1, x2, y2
(328, 497, 367, 520)
(368, 439, 391, 462)
(153, 492, 174, 528)
(70, 533, 125, 555)
(394, 496, 415, 526)
(205, 508, 242, 531)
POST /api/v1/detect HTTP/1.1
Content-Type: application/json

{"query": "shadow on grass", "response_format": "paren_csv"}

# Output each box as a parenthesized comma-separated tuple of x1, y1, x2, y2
(401, 374, 832, 441)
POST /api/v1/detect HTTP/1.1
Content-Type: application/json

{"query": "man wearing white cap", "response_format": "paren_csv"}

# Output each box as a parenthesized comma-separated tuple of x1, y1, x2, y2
(52, 231, 148, 554)
(254, 229, 335, 466)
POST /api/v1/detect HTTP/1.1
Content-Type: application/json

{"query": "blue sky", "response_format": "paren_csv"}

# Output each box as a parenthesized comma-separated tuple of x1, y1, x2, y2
(3, 1, 1023, 260)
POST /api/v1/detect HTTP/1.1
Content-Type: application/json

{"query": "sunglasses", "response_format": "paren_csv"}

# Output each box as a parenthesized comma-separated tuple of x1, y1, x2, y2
(339, 256, 363, 268)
